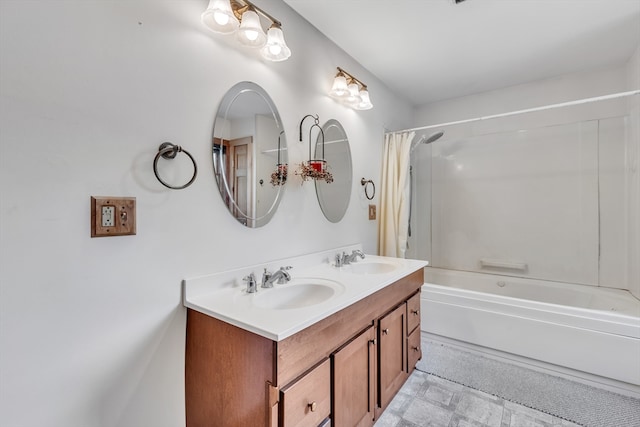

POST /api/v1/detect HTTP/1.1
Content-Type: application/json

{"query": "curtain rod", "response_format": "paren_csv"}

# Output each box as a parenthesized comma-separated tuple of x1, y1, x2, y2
(389, 89, 640, 134)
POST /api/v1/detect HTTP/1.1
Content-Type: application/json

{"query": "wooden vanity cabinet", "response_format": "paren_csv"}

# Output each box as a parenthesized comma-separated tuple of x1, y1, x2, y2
(185, 269, 423, 427)
(184, 311, 276, 427)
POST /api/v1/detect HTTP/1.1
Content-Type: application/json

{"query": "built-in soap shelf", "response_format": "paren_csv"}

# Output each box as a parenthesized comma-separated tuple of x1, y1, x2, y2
(480, 258, 528, 271)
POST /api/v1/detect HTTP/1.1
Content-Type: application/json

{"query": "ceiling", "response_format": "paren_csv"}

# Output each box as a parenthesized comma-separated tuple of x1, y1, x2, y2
(283, 0, 640, 107)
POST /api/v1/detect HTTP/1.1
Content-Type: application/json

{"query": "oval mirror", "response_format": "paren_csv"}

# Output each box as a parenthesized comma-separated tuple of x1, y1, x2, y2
(315, 119, 352, 222)
(212, 82, 287, 227)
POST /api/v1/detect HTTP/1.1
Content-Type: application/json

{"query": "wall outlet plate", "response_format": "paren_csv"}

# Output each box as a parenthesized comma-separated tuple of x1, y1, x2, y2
(91, 196, 136, 237)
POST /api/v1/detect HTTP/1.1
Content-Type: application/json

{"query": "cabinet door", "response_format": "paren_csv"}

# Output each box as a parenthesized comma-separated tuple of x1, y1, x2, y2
(280, 359, 331, 427)
(378, 303, 407, 411)
(332, 326, 376, 427)
(406, 292, 421, 334)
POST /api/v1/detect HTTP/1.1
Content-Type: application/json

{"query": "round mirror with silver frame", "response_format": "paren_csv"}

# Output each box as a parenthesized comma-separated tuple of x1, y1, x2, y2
(315, 119, 352, 223)
(212, 82, 287, 228)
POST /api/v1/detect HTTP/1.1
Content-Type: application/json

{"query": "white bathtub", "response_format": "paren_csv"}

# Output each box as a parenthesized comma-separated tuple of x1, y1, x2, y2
(421, 268, 640, 390)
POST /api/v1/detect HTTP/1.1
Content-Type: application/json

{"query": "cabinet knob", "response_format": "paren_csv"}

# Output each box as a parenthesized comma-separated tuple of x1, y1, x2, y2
(412, 346, 420, 352)
(382, 328, 389, 335)
(411, 309, 419, 315)
(308, 401, 317, 412)
(369, 338, 376, 345)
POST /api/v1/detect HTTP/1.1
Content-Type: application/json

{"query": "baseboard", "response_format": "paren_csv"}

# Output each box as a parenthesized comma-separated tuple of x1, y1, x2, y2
(422, 331, 640, 399)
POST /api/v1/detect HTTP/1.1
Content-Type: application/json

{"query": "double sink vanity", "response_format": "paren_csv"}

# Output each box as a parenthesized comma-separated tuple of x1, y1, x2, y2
(189, 79, 426, 426)
(183, 245, 427, 427)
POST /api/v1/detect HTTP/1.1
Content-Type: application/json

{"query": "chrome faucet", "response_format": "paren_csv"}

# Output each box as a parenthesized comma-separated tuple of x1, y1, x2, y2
(342, 250, 366, 265)
(262, 266, 292, 288)
(243, 273, 258, 293)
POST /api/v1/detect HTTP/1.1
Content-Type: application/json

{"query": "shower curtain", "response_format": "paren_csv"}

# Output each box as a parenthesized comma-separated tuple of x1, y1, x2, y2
(378, 131, 415, 258)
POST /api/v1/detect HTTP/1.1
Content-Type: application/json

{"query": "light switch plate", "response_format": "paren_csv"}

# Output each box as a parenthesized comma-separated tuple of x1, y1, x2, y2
(368, 204, 376, 220)
(91, 196, 136, 237)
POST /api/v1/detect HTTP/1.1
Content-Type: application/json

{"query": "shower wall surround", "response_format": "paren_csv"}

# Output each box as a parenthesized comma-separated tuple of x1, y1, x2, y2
(0, 1, 413, 426)
(431, 120, 599, 286)
(410, 58, 640, 296)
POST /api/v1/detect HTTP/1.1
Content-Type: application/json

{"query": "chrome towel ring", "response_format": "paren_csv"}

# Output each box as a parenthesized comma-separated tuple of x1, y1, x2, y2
(153, 142, 198, 190)
(361, 178, 375, 200)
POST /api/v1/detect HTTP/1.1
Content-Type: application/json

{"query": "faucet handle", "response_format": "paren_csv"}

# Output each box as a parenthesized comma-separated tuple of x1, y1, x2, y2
(341, 252, 351, 265)
(261, 268, 273, 288)
(243, 273, 257, 293)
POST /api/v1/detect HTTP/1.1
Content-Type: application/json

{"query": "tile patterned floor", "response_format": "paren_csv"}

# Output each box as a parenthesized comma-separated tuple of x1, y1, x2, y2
(374, 370, 582, 427)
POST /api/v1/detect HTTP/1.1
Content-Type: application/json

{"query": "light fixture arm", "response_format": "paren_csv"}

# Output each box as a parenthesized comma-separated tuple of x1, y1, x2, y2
(337, 67, 368, 91)
(231, 0, 282, 28)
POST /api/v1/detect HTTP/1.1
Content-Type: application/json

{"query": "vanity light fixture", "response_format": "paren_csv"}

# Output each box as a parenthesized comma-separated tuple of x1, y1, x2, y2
(201, 0, 291, 62)
(329, 67, 373, 110)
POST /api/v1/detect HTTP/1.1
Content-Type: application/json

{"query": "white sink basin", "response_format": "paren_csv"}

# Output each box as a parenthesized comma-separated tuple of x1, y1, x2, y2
(347, 261, 398, 275)
(253, 279, 344, 310)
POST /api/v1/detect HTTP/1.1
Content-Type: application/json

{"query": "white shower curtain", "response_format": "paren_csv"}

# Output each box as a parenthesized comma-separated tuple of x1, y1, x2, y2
(378, 131, 415, 258)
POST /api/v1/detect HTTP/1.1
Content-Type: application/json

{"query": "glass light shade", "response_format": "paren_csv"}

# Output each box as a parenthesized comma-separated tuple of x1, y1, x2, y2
(346, 82, 362, 106)
(355, 89, 373, 110)
(201, 0, 239, 34)
(237, 9, 267, 47)
(329, 75, 349, 99)
(261, 26, 291, 61)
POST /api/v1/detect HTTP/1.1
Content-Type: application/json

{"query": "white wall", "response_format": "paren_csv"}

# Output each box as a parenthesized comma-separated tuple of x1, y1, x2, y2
(408, 64, 637, 290)
(0, 1, 413, 426)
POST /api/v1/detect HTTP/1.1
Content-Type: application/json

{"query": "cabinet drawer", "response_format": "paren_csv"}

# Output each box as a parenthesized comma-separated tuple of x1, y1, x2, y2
(407, 327, 422, 371)
(280, 359, 331, 427)
(406, 292, 421, 334)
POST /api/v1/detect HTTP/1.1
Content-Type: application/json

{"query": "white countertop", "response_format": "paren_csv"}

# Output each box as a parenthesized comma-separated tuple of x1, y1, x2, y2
(183, 245, 428, 341)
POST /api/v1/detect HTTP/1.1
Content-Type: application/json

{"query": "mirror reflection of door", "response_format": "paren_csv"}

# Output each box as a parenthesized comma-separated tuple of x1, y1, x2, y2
(213, 136, 254, 226)
(229, 136, 253, 225)
(212, 82, 287, 228)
